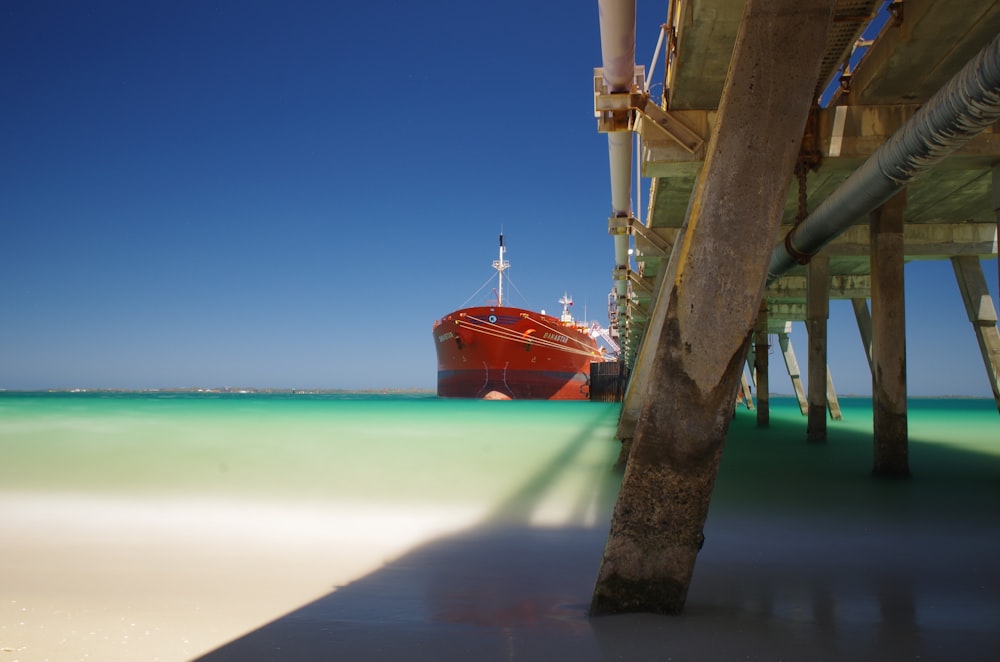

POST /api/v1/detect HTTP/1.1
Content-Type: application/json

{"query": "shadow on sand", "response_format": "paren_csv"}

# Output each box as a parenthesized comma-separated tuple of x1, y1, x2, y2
(197, 403, 1000, 661)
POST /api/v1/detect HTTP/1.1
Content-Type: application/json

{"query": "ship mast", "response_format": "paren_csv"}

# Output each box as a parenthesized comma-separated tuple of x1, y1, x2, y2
(559, 292, 574, 323)
(492, 233, 510, 306)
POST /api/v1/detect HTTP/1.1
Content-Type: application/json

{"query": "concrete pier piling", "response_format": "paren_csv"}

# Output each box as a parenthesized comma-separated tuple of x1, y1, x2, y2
(590, 0, 838, 615)
(870, 192, 910, 476)
(806, 255, 831, 441)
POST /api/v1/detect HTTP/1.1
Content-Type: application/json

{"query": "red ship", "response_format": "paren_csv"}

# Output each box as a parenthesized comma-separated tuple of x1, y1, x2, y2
(433, 235, 612, 400)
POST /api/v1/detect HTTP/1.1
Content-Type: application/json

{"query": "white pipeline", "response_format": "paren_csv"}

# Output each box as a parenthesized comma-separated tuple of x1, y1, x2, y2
(599, 0, 638, 303)
(598, 0, 637, 92)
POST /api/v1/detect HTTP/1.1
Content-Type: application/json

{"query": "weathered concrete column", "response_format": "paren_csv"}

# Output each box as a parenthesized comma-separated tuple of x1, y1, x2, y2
(806, 255, 830, 442)
(951, 256, 1000, 413)
(590, 0, 836, 616)
(776, 329, 808, 415)
(870, 192, 909, 476)
(851, 298, 875, 375)
(754, 301, 770, 426)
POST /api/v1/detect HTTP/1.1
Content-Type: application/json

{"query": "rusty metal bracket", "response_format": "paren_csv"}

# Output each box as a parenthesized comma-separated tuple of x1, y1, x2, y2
(888, 1, 904, 26)
(594, 65, 645, 133)
(594, 64, 704, 153)
(608, 215, 630, 236)
(839, 72, 852, 93)
(798, 107, 823, 171)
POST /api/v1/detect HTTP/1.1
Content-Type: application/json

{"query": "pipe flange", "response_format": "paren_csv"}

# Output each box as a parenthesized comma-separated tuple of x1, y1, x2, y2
(784, 230, 814, 266)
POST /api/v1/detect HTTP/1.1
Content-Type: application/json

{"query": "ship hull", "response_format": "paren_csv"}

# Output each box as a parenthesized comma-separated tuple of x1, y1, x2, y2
(433, 305, 603, 400)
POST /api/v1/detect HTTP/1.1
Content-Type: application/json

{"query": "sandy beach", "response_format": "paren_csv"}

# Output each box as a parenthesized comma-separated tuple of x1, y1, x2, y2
(0, 496, 486, 661)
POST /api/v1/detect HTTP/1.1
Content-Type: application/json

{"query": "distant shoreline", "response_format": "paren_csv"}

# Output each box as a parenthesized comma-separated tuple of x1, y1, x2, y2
(0, 389, 992, 400)
(0, 387, 438, 395)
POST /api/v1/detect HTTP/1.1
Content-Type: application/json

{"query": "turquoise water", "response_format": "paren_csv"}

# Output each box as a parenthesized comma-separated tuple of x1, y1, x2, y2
(0, 393, 623, 516)
(2, 391, 996, 523)
(715, 396, 1000, 520)
(1, 393, 996, 496)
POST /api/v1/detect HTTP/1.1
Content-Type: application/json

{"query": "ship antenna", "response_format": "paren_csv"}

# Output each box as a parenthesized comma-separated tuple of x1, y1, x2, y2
(492, 233, 510, 306)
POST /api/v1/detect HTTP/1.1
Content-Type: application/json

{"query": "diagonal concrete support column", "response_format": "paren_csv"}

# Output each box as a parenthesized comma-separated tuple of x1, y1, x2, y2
(754, 301, 770, 427)
(826, 365, 843, 420)
(777, 329, 808, 415)
(740, 351, 757, 410)
(739, 369, 755, 410)
(616, 229, 686, 444)
(615, 331, 651, 462)
(852, 298, 875, 375)
(870, 192, 909, 476)
(806, 255, 830, 441)
(590, 0, 836, 616)
(951, 256, 1000, 413)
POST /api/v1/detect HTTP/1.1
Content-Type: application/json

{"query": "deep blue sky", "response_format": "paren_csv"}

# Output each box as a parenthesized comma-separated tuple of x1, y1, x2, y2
(2, 1, 997, 396)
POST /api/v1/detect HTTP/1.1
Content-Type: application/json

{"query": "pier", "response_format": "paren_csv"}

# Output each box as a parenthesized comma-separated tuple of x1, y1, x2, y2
(592, 0, 1000, 614)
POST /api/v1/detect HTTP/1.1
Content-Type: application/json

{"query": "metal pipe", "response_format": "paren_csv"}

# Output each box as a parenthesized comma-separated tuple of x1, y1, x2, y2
(599, 0, 638, 301)
(608, 131, 632, 215)
(646, 23, 667, 93)
(768, 32, 1000, 282)
(599, 0, 636, 92)
(636, 132, 642, 225)
(600, 0, 636, 216)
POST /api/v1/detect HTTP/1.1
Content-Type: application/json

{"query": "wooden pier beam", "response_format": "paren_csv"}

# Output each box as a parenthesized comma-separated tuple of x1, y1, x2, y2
(951, 256, 1000, 413)
(870, 192, 909, 476)
(806, 255, 830, 441)
(590, 0, 836, 616)
(754, 301, 770, 427)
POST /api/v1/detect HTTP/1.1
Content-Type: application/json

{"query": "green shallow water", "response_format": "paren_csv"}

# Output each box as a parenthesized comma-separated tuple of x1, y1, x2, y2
(1, 392, 996, 512)
(0, 393, 623, 511)
(712, 396, 1000, 529)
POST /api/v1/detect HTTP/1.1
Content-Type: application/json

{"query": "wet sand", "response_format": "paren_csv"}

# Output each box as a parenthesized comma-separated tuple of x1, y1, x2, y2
(3, 406, 999, 661)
